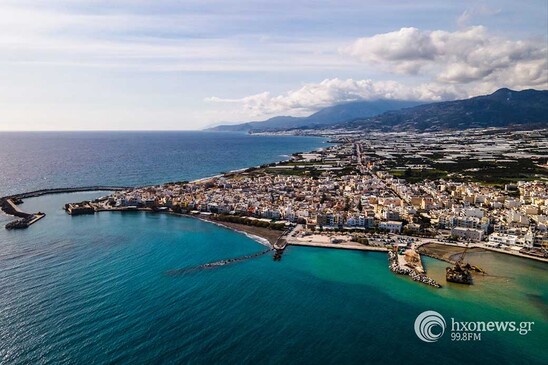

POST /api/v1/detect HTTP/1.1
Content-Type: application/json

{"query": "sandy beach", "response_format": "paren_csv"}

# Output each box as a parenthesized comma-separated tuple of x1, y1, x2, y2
(194, 215, 285, 247)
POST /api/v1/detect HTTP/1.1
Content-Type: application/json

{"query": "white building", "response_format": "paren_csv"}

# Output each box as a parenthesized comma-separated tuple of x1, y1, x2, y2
(488, 233, 521, 247)
(379, 221, 402, 233)
(451, 227, 484, 242)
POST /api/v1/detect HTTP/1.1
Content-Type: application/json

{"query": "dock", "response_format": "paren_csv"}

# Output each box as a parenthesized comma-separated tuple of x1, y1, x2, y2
(1, 186, 130, 201)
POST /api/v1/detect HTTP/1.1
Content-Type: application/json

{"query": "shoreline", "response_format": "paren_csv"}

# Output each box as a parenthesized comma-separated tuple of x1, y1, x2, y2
(5, 188, 547, 264)
(174, 213, 278, 248)
(2, 133, 546, 265)
(87, 208, 280, 248)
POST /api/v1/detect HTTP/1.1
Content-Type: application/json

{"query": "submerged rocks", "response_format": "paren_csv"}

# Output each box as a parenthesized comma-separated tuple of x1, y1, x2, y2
(166, 249, 273, 276)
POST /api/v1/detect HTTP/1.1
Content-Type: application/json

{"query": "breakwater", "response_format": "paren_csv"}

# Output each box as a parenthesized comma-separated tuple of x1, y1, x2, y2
(0, 186, 130, 202)
(0, 186, 130, 229)
(1, 198, 32, 218)
(388, 250, 442, 288)
(1, 198, 46, 230)
(166, 248, 274, 276)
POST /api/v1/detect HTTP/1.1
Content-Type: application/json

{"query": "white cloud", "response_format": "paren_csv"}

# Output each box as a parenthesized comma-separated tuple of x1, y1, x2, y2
(341, 26, 547, 89)
(207, 78, 467, 116)
(0, 3, 352, 72)
(209, 25, 547, 120)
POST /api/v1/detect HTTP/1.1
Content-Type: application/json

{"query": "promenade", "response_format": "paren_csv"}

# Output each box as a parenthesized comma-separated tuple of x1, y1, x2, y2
(287, 239, 388, 252)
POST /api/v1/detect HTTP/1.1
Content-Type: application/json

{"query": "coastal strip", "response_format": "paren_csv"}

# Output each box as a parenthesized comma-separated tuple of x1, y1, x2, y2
(192, 214, 279, 248)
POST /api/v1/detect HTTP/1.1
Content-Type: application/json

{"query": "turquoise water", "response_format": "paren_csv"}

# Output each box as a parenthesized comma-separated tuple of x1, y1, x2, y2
(0, 132, 546, 364)
(0, 192, 546, 364)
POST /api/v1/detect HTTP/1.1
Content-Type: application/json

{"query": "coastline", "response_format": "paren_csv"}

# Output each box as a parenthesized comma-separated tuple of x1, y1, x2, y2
(92, 207, 280, 248)
(5, 187, 547, 264)
(2, 133, 545, 265)
(175, 213, 279, 248)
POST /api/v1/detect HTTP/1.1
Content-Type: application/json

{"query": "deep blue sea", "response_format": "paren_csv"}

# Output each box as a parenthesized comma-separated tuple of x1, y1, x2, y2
(0, 131, 325, 196)
(0, 132, 546, 364)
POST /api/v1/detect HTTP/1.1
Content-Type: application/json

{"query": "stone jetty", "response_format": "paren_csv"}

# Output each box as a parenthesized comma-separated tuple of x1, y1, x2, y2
(388, 250, 442, 288)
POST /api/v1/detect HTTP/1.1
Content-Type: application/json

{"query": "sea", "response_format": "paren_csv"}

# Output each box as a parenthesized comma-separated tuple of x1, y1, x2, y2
(0, 131, 546, 365)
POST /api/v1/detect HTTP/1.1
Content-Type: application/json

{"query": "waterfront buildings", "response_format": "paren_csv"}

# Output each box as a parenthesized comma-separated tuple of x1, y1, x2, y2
(85, 128, 548, 256)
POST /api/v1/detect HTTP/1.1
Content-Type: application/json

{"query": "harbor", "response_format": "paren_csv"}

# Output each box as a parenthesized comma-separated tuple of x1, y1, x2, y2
(0, 186, 130, 229)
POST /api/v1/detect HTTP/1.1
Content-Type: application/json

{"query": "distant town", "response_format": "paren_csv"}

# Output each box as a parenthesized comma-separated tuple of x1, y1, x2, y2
(65, 127, 548, 267)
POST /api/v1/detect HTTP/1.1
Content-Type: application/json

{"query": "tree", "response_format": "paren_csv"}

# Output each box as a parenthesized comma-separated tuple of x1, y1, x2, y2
(404, 168, 412, 179)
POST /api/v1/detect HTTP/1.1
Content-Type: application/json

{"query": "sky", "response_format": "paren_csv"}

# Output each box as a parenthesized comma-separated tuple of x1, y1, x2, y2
(0, 0, 546, 131)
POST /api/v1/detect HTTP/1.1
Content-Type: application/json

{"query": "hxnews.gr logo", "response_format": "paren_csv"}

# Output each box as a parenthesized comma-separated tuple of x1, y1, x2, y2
(414, 310, 535, 342)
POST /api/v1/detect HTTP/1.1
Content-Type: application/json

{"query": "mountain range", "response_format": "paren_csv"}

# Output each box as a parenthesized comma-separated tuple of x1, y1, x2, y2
(340, 88, 548, 131)
(207, 88, 548, 133)
(207, 99, 422, 132)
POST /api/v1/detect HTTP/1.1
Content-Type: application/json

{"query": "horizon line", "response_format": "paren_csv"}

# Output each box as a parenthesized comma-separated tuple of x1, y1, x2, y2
(0, 129, 219, 133)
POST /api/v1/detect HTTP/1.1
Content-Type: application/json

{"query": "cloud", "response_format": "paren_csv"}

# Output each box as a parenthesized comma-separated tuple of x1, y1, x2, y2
(207, 78, 467, 116)
(341, 27, 437, 74)
(341, 26, 547, 88)
(210, 25, 547, 119)
(0, 2, 351, 72)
